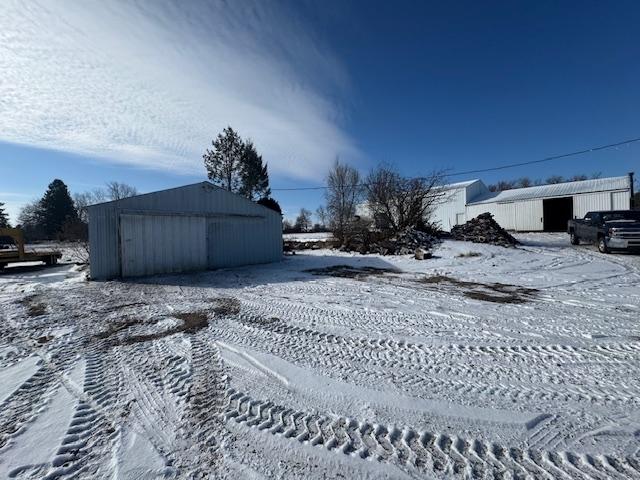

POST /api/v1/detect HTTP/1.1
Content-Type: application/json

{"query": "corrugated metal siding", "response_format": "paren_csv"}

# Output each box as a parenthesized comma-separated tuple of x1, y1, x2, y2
(466, 190, 631, 231)
(469, 175, 630, 205)
(207, 217, 279, 268)
(432, 188, 466, 231)
(465, 181, 489, 203)
(612, 191, 630, 210)
(515, 200, 543, 231)
(432, 180, 490, 231)
(120, 214, 207, 277)
(572, 191, 627, 218)
(88, 182, 282, 280)
(465, 200, 543, 231)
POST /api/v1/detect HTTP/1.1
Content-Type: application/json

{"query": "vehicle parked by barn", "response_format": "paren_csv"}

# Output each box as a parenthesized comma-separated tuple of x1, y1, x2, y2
(567, 210, 640, 253)
(0, 228, 62, 269)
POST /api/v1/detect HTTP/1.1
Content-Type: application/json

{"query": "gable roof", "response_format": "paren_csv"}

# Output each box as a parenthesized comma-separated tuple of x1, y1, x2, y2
(87, 181, 280, 217)
(441, 179, 482, 190)
(467, 175, 630, 205)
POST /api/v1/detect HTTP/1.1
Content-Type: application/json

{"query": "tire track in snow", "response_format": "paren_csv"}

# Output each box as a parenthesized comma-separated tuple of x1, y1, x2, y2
(45, 351, 121, 479)
(240, 296, 640, 349)
(221, 388, 640, 480)
(215, 314, 640, 408)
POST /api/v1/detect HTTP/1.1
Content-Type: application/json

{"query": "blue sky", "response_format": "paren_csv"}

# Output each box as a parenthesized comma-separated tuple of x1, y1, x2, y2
(1, 0, 639, 223)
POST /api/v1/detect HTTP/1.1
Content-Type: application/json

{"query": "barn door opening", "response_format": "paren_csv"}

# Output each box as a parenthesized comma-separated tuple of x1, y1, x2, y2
(542, 197, 573, 232)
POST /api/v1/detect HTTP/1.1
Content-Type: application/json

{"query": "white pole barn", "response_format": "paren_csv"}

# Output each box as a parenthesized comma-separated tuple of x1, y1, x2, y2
(433, 174, 633, 232)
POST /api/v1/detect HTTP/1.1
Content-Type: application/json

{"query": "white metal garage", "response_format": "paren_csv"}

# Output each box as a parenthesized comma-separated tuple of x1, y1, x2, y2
(432, 174, 634, 232)
(88, 182, 282, 280)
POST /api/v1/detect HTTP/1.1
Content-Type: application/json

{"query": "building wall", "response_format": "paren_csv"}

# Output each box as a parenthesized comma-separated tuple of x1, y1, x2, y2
(466, 201, 540, 231)
(573, 190, 630, 217)
(88, 182, 282, 280)
(432, 188, 467, 232)
(466, 189, 631, 231)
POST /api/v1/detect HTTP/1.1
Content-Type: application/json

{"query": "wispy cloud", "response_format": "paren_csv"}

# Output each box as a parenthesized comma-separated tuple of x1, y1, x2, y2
(0, 0, 359, 180)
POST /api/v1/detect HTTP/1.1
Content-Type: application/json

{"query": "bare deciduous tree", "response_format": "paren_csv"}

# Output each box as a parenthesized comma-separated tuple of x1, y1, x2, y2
(326, 161, 362, 243)
(365, 166, 446, 235)
(315, 206, 327, 229)
(294, 208, 312, 233)
(545, 175, 564, 184)
(74, 182, 136, 223)
(105, 181, 138, 201)
(517, 177, 532, 188)
(73, 190, 102, 223)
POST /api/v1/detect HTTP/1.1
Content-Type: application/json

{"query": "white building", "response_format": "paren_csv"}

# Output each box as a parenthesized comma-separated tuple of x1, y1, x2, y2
(433, 174, 634, 232)
(88, 182, 282, 280)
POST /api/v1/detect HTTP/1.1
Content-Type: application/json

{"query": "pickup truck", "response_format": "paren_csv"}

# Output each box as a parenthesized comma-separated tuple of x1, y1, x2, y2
(567, 210, 640, 253)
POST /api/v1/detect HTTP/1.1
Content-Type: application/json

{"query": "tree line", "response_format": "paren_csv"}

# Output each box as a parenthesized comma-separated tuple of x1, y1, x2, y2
(487, 173, 602, 192)
(1, 180, 139, 242)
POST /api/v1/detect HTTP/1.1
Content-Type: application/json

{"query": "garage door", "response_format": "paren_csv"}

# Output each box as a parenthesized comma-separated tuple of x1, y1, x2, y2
(120, 214, 207, 277)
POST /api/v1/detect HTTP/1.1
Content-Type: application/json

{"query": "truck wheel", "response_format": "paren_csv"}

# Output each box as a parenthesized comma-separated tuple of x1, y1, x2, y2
(570, 232, 580, 245)
(598, 237, 609, 253)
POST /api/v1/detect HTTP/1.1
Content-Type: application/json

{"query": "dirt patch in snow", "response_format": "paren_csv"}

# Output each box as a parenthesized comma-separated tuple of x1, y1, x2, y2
(212, 297, 241, 316)
(106, 312, 209, 346)
(419, 275, 538, 304)
(305, 265, 401, 279)
(18, 296, 47, 317)
(94, 317, 144, 340)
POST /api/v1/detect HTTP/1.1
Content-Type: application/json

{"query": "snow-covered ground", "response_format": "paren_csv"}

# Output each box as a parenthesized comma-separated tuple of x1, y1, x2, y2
(283, 232, 333, 242)
(1, 233, 639, 479)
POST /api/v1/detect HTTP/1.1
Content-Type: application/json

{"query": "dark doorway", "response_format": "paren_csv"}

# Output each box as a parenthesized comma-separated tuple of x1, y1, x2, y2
(543, 197, 573, 231)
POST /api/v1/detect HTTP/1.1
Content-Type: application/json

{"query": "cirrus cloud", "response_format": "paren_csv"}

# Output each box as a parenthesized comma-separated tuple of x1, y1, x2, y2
(0, 0, 360, 180)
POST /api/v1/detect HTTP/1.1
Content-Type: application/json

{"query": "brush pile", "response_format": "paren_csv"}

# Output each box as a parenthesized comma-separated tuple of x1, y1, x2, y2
(343, 228, 437, 256)
(450, 213, 519, 247)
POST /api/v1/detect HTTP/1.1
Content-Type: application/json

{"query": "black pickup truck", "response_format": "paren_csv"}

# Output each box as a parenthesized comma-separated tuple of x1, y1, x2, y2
(567, 210, 640, 253)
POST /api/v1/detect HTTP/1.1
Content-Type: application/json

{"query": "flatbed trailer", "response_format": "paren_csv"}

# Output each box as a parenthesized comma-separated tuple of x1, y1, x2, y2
(0, 228, 63, 270)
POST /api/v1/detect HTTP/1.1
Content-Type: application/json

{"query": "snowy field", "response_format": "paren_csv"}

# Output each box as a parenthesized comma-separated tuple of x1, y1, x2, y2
(0, 234, 639, 479)
(282, 232, 333, 242)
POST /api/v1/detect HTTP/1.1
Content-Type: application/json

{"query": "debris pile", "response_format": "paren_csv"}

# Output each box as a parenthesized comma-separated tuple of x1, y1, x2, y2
(343, 228, 437, 256)
(450, 212, 519, 247)
(283, 238, 338, 252)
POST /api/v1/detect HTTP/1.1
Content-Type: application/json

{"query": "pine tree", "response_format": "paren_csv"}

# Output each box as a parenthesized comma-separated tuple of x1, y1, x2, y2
(239, 141, 271, 200)
(39, 179, 77, 238)
(203, 126, 245, 192)
(257, 197, 282, 214)
(0, 202, 10, 228)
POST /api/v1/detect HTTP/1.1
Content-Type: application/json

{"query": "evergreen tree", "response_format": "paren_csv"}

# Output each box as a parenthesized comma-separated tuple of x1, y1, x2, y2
(39, 179, 77, 238)
(257, 197, 282, 214)
(0, 202, 10, 228)
(239, 141, 271, 200)
(203, 126, 245, 192)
